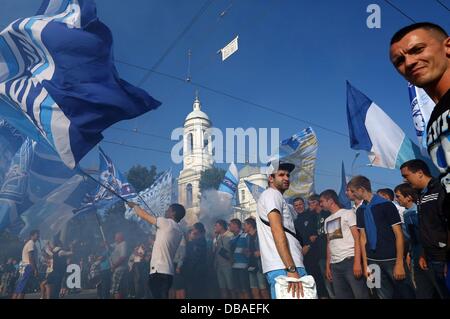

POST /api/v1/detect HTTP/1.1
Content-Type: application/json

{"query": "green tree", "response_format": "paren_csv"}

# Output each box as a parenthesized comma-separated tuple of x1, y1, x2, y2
(126, 165, 158, 192)
(199, 166, 226, 193)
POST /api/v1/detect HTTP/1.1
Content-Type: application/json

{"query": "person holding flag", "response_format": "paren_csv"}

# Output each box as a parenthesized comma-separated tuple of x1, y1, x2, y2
(127, 201, 185, 299)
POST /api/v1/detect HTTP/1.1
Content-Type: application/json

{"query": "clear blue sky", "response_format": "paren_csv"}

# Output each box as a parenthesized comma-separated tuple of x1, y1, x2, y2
(1, 0, 450, 193)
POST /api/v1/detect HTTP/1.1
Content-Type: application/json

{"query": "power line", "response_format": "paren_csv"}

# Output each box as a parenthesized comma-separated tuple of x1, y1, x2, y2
(109, 127, 171, 141)
(102, 140, 172, 154)
(137, 0, 216, 86)
(116, 59, 349, 138)
(383, 0, 416, 23)
(435, 0, 450, 11)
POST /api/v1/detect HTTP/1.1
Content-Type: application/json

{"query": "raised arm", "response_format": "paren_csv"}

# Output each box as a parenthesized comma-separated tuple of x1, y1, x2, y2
(127, 202, 157, 225)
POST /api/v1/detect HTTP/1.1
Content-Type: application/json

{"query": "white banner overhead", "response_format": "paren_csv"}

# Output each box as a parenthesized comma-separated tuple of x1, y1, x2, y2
(220, 36, 239, 61)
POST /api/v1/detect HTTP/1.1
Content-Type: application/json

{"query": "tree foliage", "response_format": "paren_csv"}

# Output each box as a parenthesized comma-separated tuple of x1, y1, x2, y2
(199, 166, 226, 193)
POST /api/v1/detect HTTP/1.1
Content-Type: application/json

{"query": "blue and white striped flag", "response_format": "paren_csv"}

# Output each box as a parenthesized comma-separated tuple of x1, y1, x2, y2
(218, 162, 239, 199)
(346, 82, 432, 170)
(0, 0, 161, 169)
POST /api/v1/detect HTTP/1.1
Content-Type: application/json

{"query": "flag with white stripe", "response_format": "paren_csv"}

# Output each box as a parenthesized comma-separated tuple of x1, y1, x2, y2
(0, 0, 161, 169)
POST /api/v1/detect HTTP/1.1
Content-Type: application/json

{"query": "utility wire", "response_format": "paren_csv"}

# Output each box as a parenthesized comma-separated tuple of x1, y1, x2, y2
(116, 59, 349, 138)
(137, 0, 216, 86)
(383, 0, 416, 23)
(435, 0, 450, 11)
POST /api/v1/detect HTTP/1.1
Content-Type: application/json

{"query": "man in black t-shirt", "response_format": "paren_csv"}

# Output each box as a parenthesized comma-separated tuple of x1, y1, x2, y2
(348, 176, 415, 299)
(390, 23, 450, 194)
(303, 194, 333, 298)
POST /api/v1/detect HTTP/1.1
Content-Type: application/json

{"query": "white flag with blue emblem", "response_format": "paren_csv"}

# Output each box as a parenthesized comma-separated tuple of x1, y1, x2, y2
(408, 83, 435, 156)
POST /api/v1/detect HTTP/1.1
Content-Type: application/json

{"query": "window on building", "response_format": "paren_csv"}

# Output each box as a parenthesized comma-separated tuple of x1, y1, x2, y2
(241, 189, 245, 202)
(187, 133, 193, 154)
(186, 184, 193, 208)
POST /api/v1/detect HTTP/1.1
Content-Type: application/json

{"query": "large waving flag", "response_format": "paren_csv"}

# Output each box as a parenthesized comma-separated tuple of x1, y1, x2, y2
(0, 138, 75, 232)
(0, 120, 25, 185)
(271, 127, 318, 199)
(346, 82, 427, 169)
(0, 138, 33, 230)
(125, 169, 173, 233)
(408, 83, 435, 156)
(338, 161, 351, 209)
(0, 0, 161, 169)
(218, 162, 239, 199)
(20, 174, 96, 240)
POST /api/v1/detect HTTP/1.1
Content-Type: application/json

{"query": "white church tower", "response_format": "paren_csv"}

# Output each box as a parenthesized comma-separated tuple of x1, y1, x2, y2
(178, 93, 214, 225)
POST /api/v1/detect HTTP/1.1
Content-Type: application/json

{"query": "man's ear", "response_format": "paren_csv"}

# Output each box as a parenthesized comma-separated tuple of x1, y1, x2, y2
(445, 37, 450, 57)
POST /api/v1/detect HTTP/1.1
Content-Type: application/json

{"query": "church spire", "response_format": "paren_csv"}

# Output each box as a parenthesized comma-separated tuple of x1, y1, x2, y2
(193, 90, 201, 111)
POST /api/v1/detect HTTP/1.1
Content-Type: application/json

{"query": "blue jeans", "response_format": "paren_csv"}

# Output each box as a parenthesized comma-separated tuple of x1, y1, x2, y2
(265, 267, 307, 299)
(331, 257, 370, 299)
(370, 259, 416, 299)
(414, 260, 449, 299)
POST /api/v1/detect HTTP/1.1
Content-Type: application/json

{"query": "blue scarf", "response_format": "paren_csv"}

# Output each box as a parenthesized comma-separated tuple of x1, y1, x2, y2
(362, 194, 389, 251)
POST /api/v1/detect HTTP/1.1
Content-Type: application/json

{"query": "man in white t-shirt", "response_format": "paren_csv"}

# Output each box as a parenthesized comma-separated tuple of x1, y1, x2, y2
(256, 161, 306, 299)
(128, 202, 185, 299)
(320, 190, 369, 299)
(12, 229, 40, 299)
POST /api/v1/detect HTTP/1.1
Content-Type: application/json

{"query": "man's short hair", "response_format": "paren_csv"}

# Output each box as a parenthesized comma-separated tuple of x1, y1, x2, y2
(390, 22, 448, 45)
(377, 188, 395, 201)
(30, 229, 39, 237)
(244, 217, 256, 230)
(293, 197, 304, 204)
(319, 189, 342, 208)
(400, 159, 432, 177)
(308, 194, 320, 202)
(229, 218, 242, 229)
(193, 222, 206, 234)
(394, 183, 418, 202)
(215, 219, 228, 230)
(170, 203, 186, 222)
(348, 175, 372, 193)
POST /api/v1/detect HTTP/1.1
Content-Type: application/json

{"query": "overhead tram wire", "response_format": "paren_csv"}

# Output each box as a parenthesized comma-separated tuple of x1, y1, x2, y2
(109, 127, 172, 141)
(435, 0, 450, 12)
(115, 59, 349, 139)
(383, 0, 417, 23)
(137, 0, 216, 87)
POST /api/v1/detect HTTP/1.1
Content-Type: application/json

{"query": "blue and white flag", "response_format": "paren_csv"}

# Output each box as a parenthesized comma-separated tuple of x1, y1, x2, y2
(0, 120, 25, 185)
(95, 147, 136, 204)
(408, 83, 435, 156)
(346, 82, 427, 169)
(218, 162, 239, 199)
(125, 169, 173, 233)
(338, 161, 351, 209)
(244, 179, 265, 202)
(0, 138, 75, 232)
(267, 127, 318, 199)
(0, 0, 161, 169)
(20, 174, 95, 240)
(0, 138, 33, 230)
